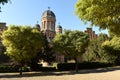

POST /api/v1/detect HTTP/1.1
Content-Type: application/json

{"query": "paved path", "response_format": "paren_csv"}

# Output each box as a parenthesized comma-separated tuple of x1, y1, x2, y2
(0, 66, 120, 80)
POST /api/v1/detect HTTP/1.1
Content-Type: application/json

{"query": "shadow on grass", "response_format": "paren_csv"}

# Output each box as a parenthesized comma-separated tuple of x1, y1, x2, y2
(0, 66, 120, 78)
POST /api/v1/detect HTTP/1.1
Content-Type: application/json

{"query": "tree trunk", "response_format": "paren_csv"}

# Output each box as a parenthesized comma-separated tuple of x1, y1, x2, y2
(19, 61, 23, 76)
(20, 65, 22, 75)
(75, 58, 78, 72)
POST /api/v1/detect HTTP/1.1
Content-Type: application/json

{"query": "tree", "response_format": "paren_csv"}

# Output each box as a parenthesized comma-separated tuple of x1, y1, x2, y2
(0, 0, 10, 5)
(53, 30, 89, 72)
(30, 34, 55, 70)
(0, 43, 10, 63)
(83, 33, 116, 63)
(75, 0, 120, 35)
(0, 0, 10, 11)
(102, 36, 120, 64)
(40, 35, 55, 64)
(1, 25, 43, 75)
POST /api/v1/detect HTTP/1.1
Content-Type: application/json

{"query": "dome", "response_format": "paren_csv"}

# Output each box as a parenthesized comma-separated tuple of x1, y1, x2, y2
(57, 25, 62, 29)
(34, 24, 40, 29)
(42, 9, 56, 18)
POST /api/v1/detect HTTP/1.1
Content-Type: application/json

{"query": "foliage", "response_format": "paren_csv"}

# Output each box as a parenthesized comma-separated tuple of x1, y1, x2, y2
(1, 25, 43, 64)
(40, 35, 55, 63)
(0, 44, 10, 63)
(0, 0, 10, 11)
(83, 33, 116, 63)
(54, 30, 89, 59)
(0, 65, 30, 73)
(102, 36, 120, 64)
(0, 0, 10, 5)
(0, 53, 10, 63)
(103, 36, 120, 51)
(30, 34, 55, 70)
(39, 67, 56, 71)
(57, 62, 113, 71)
(75, 0, 120, 35)
(53, 30, 89, 72)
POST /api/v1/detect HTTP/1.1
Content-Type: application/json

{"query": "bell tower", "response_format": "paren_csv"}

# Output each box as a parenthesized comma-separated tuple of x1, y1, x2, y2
(41, 7, 56, 42)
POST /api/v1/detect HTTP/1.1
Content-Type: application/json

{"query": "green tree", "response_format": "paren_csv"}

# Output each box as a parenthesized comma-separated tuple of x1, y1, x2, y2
(75, 0, 120, 35)
(102, 36, 120, 64)
(53, 30, 89, 72)
(40, 35, 55, 64)
(0, 44, 10, 63)
(83, 33, 116, 63)
(1, 25, 43, 75)
(28, 34, 55, 70)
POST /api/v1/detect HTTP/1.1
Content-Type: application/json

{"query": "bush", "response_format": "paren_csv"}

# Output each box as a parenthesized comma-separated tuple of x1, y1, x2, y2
(57, 62, 113, 71)
(39, 67, 56, 71)
(0, 65, 30, 73)
(30, 64, 42, 71)
(0, 65, 19, 73)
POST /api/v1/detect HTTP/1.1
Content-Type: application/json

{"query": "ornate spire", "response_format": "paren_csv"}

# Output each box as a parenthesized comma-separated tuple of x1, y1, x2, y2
(37, 21, 39, 24)
(48, 7, 50, 10)
(58, 22, 60, 25)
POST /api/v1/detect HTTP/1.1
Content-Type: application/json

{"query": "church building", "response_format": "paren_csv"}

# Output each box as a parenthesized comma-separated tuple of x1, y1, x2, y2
(34, 8, 64, 63)
(35, 7, 63, 43)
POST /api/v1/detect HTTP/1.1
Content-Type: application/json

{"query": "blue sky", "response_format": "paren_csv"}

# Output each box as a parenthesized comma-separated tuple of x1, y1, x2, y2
(0, 0, 107, 34)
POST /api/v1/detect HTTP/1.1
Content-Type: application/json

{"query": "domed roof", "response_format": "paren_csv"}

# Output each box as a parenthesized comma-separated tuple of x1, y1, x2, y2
(42, 8, 56, 18)
(34, 24, 40, 29)
(57, 24, 62, 29)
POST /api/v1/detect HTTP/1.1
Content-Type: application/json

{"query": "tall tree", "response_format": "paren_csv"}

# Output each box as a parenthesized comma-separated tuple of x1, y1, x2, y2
(40, 35, 55, 64)
(1, 25, 43, 75)
(75, 0, 120, 35)
(53, 30, 89, 72)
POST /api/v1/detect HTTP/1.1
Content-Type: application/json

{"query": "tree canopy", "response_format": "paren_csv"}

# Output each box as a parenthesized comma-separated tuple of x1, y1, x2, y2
(75, 0, 120, 35)
(0, 0, 10, 12)
(102, 36, 120, 64)
(53, 30, 89, 72)
(54, 30, 89, 59)
(39, 35, 55, 63)
(0, 0, 10, 5)
(1, 25, 43, 63)
(102, 36, 120, 52)
(83, 33, 116, 63)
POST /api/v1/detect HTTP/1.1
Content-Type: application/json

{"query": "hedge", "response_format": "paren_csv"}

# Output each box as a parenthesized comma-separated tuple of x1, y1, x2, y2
(0, 62, 113, 72)
(57, 62, 113, 71)
(39, 67, 56, 71)
(0, 65, 29, 73)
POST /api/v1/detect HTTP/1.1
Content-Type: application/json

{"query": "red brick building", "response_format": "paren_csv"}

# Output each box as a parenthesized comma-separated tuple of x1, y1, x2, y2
(84, 27, 97, 40)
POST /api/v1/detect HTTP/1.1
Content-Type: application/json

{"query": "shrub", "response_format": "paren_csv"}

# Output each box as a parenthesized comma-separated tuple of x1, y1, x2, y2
(0, 65, 30, 73)
(30, 64, 42, 71)
(57, 62, 113, 71)
(39, 67, 56, 71)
